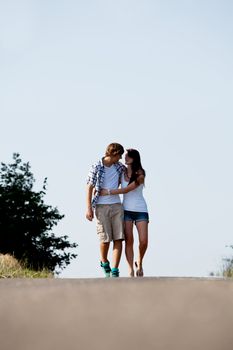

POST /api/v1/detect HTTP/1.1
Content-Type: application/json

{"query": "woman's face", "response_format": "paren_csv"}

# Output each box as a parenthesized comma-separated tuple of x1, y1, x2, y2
(125, 153, 133, 165)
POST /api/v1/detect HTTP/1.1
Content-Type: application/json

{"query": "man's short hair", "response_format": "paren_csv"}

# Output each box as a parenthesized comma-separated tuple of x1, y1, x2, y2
(105, 143, 124, 157)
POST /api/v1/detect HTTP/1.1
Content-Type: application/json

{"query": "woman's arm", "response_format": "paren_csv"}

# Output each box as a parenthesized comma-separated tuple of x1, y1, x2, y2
(100, 175, 144, 196)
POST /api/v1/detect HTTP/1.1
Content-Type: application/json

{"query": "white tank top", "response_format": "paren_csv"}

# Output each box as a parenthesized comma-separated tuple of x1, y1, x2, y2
(121, 174, 148, 212)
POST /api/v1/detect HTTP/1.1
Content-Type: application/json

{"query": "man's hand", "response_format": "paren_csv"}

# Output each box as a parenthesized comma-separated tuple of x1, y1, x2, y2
(86, 207, 94, 221)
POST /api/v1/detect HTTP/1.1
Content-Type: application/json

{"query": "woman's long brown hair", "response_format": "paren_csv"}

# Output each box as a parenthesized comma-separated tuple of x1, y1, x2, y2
(127, 149, 145, 185)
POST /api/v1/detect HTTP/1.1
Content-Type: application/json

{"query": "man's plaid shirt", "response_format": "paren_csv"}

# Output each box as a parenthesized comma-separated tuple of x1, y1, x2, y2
(86, 158, 125, 208)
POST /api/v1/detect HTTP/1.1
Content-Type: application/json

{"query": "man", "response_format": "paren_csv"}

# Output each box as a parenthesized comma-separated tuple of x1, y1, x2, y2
(86, 143, 125, 277)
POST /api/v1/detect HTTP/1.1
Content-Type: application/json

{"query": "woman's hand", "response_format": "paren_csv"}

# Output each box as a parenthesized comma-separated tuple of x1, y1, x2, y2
(100, 189, 109, 196)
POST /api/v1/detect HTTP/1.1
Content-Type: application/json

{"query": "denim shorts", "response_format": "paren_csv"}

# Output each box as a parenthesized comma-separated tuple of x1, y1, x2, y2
(124, 210, 149, 224)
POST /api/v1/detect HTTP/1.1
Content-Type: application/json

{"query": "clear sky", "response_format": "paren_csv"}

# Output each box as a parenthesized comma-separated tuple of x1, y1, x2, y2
(1, 0, 233, 278)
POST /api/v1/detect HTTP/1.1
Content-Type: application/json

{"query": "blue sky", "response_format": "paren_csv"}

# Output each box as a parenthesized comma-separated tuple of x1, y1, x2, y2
(1, 0, 233, 277)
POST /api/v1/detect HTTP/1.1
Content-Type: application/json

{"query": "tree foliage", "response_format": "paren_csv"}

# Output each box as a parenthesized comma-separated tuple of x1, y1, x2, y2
(0, 153, 77, 273)
(222, 245, 233, 278)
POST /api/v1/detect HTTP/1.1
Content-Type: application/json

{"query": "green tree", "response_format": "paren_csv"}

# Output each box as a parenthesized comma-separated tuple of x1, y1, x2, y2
(0, 153, 77, 273)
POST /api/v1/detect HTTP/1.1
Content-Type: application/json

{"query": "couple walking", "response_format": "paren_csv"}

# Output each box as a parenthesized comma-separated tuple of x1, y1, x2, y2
(86, 143, 149, 278)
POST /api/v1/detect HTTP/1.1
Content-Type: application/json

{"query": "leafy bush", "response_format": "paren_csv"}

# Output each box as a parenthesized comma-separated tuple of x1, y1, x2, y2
(0, 154, 77, 273)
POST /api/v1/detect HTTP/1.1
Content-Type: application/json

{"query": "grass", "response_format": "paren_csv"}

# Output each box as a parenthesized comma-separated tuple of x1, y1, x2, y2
(210, 258, 233, 279)
(0, 254, 53, 278)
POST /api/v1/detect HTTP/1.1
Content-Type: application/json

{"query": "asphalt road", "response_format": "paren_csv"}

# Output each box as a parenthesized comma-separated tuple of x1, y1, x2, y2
(1, 277, 233, 350)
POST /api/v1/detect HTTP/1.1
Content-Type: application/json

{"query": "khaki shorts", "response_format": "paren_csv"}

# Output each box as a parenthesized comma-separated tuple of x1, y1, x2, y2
(95, 203, 124, 243)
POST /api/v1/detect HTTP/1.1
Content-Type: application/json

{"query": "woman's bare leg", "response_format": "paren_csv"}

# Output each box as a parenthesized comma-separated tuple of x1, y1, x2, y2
(135, 221, 148, 276)
(124, 221, 134, 277)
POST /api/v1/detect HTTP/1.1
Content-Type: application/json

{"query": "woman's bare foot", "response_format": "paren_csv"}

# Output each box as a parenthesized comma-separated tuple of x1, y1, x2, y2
(129, 270, 135, 277)
(135, 261, 144, 277)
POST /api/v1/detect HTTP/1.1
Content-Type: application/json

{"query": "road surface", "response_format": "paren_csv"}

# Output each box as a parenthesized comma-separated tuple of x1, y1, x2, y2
(1, 277, 233, 350)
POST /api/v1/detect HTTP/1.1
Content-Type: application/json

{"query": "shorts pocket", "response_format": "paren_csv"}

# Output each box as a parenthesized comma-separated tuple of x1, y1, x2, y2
(96, 222, 104, 235)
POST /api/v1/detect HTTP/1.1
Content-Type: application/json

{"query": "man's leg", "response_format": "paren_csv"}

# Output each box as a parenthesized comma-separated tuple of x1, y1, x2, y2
(112, 239, 122, 269)
(96, 205, 112, 277)
(100, 242, 110, 263)
(111, 203, 124, 276)
(100, 242, 111, 277)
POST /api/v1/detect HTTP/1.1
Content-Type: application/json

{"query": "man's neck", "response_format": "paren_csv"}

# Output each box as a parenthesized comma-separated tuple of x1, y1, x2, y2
(103, 156, 114, 167)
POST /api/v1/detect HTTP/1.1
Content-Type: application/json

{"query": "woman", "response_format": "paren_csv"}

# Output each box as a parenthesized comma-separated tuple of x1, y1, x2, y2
(100, 149, 149, 277)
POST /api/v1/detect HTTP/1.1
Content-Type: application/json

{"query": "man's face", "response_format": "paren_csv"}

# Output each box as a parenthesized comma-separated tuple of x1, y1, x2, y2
(112, 154, 122, 163)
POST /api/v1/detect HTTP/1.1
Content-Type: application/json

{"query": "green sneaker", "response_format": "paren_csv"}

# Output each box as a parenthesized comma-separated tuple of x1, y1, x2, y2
(100, 261, 111, 278)
(111, 267, 119, 278)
